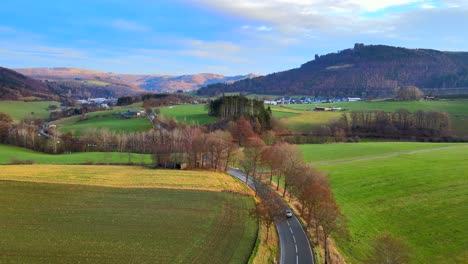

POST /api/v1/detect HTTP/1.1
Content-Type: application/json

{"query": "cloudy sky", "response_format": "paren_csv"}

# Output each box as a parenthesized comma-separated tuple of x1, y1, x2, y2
(0, 0, 467, 75)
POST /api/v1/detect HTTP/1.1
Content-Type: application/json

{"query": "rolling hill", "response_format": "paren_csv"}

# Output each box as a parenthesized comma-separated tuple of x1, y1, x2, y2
(1, 67, 146, 100)
(15, 67, 258, 93)
(197, 44, 468, 97)
(0, 67, 59, 101)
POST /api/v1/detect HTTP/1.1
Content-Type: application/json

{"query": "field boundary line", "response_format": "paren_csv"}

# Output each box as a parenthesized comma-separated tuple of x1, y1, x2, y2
(309, 145, 468, 166)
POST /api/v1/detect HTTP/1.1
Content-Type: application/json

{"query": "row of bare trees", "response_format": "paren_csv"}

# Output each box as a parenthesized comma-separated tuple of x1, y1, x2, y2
(315, 108, 453, 141)
(240, 140, 347, 264)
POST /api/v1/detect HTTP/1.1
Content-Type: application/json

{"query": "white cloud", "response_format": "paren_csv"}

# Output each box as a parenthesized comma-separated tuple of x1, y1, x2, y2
(420, 3, 436, 8)
(110, 19, 151, 32)
(241, 25, 273, 31)
(191, 0, 450, 37)
(257, 25, 273, 31)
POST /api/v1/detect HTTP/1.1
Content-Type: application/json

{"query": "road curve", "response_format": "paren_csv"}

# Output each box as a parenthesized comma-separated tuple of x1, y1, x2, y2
(228, 169, 314, 264)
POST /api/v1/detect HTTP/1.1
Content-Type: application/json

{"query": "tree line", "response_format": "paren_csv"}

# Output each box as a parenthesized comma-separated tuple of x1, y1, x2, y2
(239, 138, 347, 264)
(207, 96, 272, 132)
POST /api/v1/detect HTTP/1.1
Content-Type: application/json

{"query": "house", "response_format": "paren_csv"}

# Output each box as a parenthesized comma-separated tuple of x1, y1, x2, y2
(118, 110, 146, 119)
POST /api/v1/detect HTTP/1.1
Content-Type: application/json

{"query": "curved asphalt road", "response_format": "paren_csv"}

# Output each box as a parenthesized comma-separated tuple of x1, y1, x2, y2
(228, 169, 314, 264)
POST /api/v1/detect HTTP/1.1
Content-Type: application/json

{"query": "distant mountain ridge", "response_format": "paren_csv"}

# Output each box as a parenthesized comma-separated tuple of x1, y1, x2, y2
(0, 67, 145, 101)
(15, 68, 259, 93)
(0, 67, 59, 101)
(197, 44, 468, 97)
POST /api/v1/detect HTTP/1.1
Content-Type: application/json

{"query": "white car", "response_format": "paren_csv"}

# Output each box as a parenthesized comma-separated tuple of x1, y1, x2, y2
(285, 209, 293, 218)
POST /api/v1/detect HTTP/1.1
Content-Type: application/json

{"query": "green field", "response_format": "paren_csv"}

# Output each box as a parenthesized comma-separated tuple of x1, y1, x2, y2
(271, 106, 342, 132)
(0, 182, 256, 263)
(280, 100, 468, 136)
(0, 101, 60, 122)
(282, 100, 468, 114)
(309, 144, 468, 264)
(0, 166, 257, 263)
(299, 142, 465, 163)
(59, 115, 152, 135)
(0, 144, 152, 165)
(54, 103, 148, 135)
(159, 104, 217, 125)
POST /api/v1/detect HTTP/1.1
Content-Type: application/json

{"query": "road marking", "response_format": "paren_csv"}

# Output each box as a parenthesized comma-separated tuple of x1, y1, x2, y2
(287, 220, 291, 227)
(296, 254, 299, 264)
(289, 227, 294, 234)
(295, 244, 298, 253)
(293, 235, 296, 243)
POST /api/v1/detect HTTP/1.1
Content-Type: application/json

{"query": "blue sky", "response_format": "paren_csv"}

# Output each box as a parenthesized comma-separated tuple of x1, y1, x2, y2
(0, 0, 467, 75)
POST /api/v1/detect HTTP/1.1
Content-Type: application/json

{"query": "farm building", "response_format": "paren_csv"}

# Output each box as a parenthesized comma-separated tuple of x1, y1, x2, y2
(347, 97, 362, 102)
(314, 107, 333, 111)
(117, 110, 146, 119)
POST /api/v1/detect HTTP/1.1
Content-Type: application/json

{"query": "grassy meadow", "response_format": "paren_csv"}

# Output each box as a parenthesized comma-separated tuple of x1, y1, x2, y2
(0, 101, 60, 122)
(0, 166, 256, 263)
(283, 100, 468, 113)
(280, 100, 468, 136)
(59, 115, 152, 135)
(271, 106, 342, 131)
(0, 144, 152, 165)
(298, 143, 468, 263)
(299, 142, 465, 163)
(54, 103, 150, 135)
(159, 104, 217, 125)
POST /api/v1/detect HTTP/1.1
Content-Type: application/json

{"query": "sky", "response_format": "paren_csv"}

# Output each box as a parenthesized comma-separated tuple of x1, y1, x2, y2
(0, 0, 467, 75)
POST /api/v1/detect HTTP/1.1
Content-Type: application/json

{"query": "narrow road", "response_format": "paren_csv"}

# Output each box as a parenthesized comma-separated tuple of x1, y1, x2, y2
(228, 169, 314, 264)
(309, 145, 468, 166)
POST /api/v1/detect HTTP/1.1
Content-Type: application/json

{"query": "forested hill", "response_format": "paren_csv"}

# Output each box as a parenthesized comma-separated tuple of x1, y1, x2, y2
(0, 67, 59, 101)
(197, 44, 468, 97)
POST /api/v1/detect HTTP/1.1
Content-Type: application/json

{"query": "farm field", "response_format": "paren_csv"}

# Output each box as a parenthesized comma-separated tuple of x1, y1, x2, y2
(159, 104, 217, 125)
(271, 106, 341, 132)
(315, 145, 468, 264)
(0, 166, 256, 263)
(281, 100, 468, 135)
(0, 101, 59, 122)
(59, 114, 152, 135)
(299, 142, 466, 163)
(53, 102, 148, 135)
(0, 165, 251, 192)
(282, 100, 468, 114)
(0, 144, 152, 165)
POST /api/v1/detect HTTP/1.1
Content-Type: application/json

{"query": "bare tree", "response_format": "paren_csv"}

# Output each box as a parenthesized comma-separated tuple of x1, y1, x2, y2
(241, 137, 266, 196)
(230, 116, 256, 146)
(317, 202, 347, 264)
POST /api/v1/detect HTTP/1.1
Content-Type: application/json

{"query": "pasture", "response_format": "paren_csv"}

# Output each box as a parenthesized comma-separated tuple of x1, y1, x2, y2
(271, 106, 341, 132)
(314, 145, 468, 264)
(282, 100, 468, 114)
(299, 142, 465, 163)
(0, 166, 257, 263)
(159, 104, 217, 125)
(0, 144, 152, 165)
(54, 102, 148, 135)
(281, 100, 468, 136)
(59, 114, 152, 135)
(0, 101, 59, 122)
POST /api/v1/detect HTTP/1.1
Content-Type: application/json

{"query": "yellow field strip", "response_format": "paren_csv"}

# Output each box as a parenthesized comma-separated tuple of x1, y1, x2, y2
(0, 165, 248, 193)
